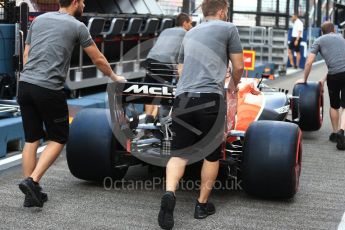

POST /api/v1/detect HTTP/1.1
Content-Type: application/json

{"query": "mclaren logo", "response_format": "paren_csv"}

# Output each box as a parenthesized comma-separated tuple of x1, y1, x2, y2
(123, 85, 175, 96)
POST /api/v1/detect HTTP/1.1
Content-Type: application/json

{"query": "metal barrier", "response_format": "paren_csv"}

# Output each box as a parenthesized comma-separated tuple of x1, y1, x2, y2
(118, 18, 143, 74)
(248, 27, 269, 63)
(238, 26, 288, 68)
(99, 18, 125, 79)
(63, 17, 174, 92)
(0, 100, 23, 158)
(158, 18, 174, 33)
(0, 100, 20, 117)
(75, 17, 105, 82)
(138, 18, 159, 69)
(0, 2, 4, 21)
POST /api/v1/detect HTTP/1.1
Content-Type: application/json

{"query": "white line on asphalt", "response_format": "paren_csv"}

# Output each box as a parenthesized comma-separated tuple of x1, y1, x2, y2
(338, 212, 345, 230)
(0, 145, 46, 171)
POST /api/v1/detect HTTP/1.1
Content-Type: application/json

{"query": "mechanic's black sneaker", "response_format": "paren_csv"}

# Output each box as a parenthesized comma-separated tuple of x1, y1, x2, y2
(158, 191, 175, 230)
(329, 133, 338, 143)
(18, 177, 43, 207)
(24, 192, 48, 208)
(194, 200, 216, 219)
(336, 129, 345, 150)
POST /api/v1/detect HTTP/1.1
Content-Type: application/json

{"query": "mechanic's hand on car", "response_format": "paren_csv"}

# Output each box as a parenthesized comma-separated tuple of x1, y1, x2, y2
(295, 78, 306, 84)
(226, 77, 239, 94)
(110, 73, 127, 83)
(319, 79, 325, 94)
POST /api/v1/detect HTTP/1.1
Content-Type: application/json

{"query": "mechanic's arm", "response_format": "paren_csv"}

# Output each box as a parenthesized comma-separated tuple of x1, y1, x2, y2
(24, 20, 34, 66)
(301, 53, 316, 83)
(23, 44, 30, 65)
(321, 75, 327, 82)
(319, 75, 327, 93)
(84, 43, 125, 82)
(229, 53, 244, 87)
(178, 64, 183, 77)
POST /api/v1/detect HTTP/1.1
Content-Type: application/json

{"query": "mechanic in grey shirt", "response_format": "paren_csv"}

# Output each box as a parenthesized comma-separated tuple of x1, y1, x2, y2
(21, 12, 93, 90)
(158, 1, 244, 229)
(298, 21, 345, 150)
(17, 0, 125, 208)
(144, 13, 192, 122)
(176, 20, 243, 96)
(147, 26, 186, 63)
(147, 14, 192, 64)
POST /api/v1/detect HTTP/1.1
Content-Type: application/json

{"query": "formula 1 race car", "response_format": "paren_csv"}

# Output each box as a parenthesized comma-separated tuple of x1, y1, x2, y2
(66, 73, 323, 199)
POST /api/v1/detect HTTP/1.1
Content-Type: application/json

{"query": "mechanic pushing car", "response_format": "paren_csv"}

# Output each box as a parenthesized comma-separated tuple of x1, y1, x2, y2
(297, 21, 345, 150)
(157, 0, 244, 229)
(144, 13, 193, 123)
(17, 0, 125, 208)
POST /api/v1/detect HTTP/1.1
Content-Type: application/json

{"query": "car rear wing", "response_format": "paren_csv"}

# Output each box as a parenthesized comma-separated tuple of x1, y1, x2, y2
(108, 82, 176, 106)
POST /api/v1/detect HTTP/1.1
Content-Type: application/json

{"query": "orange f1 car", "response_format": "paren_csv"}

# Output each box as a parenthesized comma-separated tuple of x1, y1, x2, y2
(66, 74, 323, 199)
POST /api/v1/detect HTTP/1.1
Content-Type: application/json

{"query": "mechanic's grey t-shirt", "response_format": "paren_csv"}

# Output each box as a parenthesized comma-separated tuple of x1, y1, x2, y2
(147, 27, 186, 63)
(176, 20, 242, 96)
(20, 12, 94, 90)
(310, 33, 345, 75)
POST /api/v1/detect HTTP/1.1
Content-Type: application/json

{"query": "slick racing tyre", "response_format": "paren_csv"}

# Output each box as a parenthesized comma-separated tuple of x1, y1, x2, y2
(66, 108, 128, 182)
(292, 82, 323, 131)
(242, 121, 302, 199)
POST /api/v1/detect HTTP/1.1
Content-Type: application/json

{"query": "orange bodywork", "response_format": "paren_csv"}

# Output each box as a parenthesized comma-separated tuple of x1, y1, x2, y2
(235, 81, 264, 131)
(225, 78, 265, 133)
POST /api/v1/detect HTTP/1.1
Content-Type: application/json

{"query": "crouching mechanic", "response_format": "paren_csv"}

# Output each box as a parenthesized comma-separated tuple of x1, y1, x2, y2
(297, 22, 345, 150)
(157, 0, 244, 229)
(17, 0, 125, 208)
(144, 13, 193, 123)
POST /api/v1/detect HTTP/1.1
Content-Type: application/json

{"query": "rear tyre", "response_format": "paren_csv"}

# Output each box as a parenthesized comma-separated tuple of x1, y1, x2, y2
(242, 121, 302, 199)
(292, 82, 323, 131)
(66, 108, 128, 182)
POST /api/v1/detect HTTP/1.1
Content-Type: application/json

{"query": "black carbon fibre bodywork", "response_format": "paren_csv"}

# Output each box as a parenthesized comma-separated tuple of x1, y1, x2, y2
(258, 92, 290, 121)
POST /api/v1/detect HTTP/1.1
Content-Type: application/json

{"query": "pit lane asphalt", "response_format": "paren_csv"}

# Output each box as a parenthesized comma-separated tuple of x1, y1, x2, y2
(0, 63, 344, 230)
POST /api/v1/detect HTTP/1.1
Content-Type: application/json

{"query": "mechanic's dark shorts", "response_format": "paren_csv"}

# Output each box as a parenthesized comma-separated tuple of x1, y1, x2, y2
(289, 37, 302, 52)
(17, 81, 69, 144)
(142, 58, 177, 84)
(327, 71, 345, 109)
(170, 92, 226, 162)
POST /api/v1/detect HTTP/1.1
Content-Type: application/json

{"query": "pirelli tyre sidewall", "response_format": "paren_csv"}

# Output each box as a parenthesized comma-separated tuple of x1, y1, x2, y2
(66, 108, 127, 182)
(292, 82, 323, 131)
(242, 121, 302, 199)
